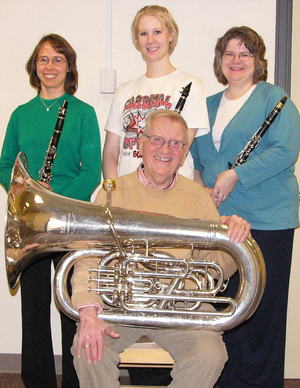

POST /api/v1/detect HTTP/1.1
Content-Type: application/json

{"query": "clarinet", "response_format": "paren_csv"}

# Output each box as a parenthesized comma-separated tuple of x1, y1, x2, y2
(39, 100, 68, 184)
(228, 96, 287, 169)
(174, 82, 192, 114)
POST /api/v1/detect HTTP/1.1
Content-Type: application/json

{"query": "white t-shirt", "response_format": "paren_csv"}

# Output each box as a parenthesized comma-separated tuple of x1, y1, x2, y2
(213, 85, 257, 151)
(105, 69, 209, 179)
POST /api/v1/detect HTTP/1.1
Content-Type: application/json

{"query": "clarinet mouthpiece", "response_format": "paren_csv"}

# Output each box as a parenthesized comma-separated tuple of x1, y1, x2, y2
(174, 82, 192, 114)
(181, 82, 192, 98)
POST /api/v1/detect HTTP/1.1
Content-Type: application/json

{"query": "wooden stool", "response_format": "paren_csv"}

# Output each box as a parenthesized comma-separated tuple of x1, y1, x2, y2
(119, 336, 173, 388)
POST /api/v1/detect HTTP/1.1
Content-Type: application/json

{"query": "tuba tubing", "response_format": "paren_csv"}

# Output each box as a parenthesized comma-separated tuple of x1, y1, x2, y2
(5, 152, 266, 331)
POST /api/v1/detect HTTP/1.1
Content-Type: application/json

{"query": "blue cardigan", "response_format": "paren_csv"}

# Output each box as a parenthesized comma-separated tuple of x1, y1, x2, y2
(191, 82, 300, 230)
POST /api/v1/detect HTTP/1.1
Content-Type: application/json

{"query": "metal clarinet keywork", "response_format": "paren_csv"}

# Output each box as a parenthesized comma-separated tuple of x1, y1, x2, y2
(6, 153, 266, 332)
(174, 82, 192, 115)
(39, 99, 68, 184)
(229, 96, 287, 169)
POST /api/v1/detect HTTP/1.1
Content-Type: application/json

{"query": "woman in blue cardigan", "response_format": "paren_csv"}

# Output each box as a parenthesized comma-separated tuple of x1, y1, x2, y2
(191, 26, 300, 388)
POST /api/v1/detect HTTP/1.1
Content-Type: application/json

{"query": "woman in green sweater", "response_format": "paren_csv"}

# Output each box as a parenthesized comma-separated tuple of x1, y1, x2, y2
(0, 34, 101, 388)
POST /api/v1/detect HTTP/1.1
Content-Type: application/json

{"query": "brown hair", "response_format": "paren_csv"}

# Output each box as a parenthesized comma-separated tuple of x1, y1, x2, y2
(26, 34, 78, 95)
(213, 26, 268, 86)
(131, 5, 179, 55)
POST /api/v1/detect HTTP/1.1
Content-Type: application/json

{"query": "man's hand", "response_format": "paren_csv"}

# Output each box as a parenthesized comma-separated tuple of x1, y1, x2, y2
(220, 215, 251, 244)
(77, 306, 120, 364)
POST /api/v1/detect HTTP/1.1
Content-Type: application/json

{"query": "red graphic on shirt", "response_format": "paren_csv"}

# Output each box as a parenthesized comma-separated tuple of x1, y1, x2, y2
(124, 94, 172, 111)
(124, 112, 146, 137)
(122, 93, 173, 157)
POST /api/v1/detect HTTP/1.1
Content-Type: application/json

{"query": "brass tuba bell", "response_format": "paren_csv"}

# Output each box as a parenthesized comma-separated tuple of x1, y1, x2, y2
(5, 152, 266, 331)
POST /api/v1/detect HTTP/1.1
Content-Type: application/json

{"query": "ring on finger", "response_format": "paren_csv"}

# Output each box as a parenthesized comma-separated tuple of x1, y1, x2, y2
(83, 344, 90, 348)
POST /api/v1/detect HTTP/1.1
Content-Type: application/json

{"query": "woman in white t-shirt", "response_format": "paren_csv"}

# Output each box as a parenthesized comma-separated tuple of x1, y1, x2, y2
(102, 5, 209, 181)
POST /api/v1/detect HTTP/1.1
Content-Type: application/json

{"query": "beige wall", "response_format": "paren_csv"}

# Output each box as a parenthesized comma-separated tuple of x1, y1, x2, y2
(1, 0, 299, 379)
(285, 0, 300, 378)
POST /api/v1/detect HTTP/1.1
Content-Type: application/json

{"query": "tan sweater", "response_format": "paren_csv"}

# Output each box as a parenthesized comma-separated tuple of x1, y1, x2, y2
(71, 172, 236, 311)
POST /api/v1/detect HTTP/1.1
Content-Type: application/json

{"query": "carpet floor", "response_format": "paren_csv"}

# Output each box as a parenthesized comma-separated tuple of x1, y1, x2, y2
(0, 374, 299, 387)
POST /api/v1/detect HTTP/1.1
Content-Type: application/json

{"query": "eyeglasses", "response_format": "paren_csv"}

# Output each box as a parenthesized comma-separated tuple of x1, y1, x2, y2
(223, 52, 254, 62)
(36, 56, 68, 66)
(143, 134, 186, 150)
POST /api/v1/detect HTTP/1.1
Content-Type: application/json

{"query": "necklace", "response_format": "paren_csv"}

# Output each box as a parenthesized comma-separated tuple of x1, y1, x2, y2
(39, 95, 61, 111)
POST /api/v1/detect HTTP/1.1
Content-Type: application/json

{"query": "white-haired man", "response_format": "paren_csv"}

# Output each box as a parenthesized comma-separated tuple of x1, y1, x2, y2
(71, 109, 251, 388)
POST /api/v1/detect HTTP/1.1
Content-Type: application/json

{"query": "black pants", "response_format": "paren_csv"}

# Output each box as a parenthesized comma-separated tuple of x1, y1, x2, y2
(218, 229, 294, 388)
(21, 253, 79, 388)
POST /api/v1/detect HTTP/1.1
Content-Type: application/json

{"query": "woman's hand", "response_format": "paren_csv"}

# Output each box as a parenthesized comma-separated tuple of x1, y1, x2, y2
(77, 306, 120, 364)
(212, 169, 239, 208)
(38, 181, 53, 191)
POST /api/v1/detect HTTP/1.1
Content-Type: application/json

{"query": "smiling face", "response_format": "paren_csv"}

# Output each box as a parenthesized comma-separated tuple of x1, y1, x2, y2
(36, 41, 68, 98)
(140, 115, 188, 189)
(221, 38, 255, 87)
(137, 14, 173, 64)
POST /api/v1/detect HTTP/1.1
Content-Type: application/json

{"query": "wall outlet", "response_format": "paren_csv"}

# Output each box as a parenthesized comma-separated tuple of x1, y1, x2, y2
(100, 69, 116, 94)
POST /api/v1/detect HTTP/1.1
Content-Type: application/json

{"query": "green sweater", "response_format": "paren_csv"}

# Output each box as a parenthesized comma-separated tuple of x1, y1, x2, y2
(0, 94, 101, 201)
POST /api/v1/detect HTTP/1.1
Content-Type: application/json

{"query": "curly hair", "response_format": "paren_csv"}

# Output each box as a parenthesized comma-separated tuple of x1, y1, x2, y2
(213, 26, 268, 86)
(131, 5, 179, 56)
(26, 34, 78, 95)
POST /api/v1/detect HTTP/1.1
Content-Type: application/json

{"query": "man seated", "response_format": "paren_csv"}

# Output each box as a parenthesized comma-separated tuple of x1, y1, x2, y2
(70, 109, 251, 388)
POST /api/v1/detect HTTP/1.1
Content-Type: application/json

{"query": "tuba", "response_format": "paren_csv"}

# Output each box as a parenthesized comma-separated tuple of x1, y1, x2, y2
(5, 152, 266, 331)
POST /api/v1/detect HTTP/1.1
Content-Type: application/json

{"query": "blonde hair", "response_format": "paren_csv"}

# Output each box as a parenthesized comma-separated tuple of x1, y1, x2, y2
(131, 5, 179, 55)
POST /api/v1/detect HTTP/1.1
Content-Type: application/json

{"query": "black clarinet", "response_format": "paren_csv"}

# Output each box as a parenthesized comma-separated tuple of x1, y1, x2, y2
(228, 96, 287, 169)
(39, 100, 68, 184)
(174, 82, 192, 114)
